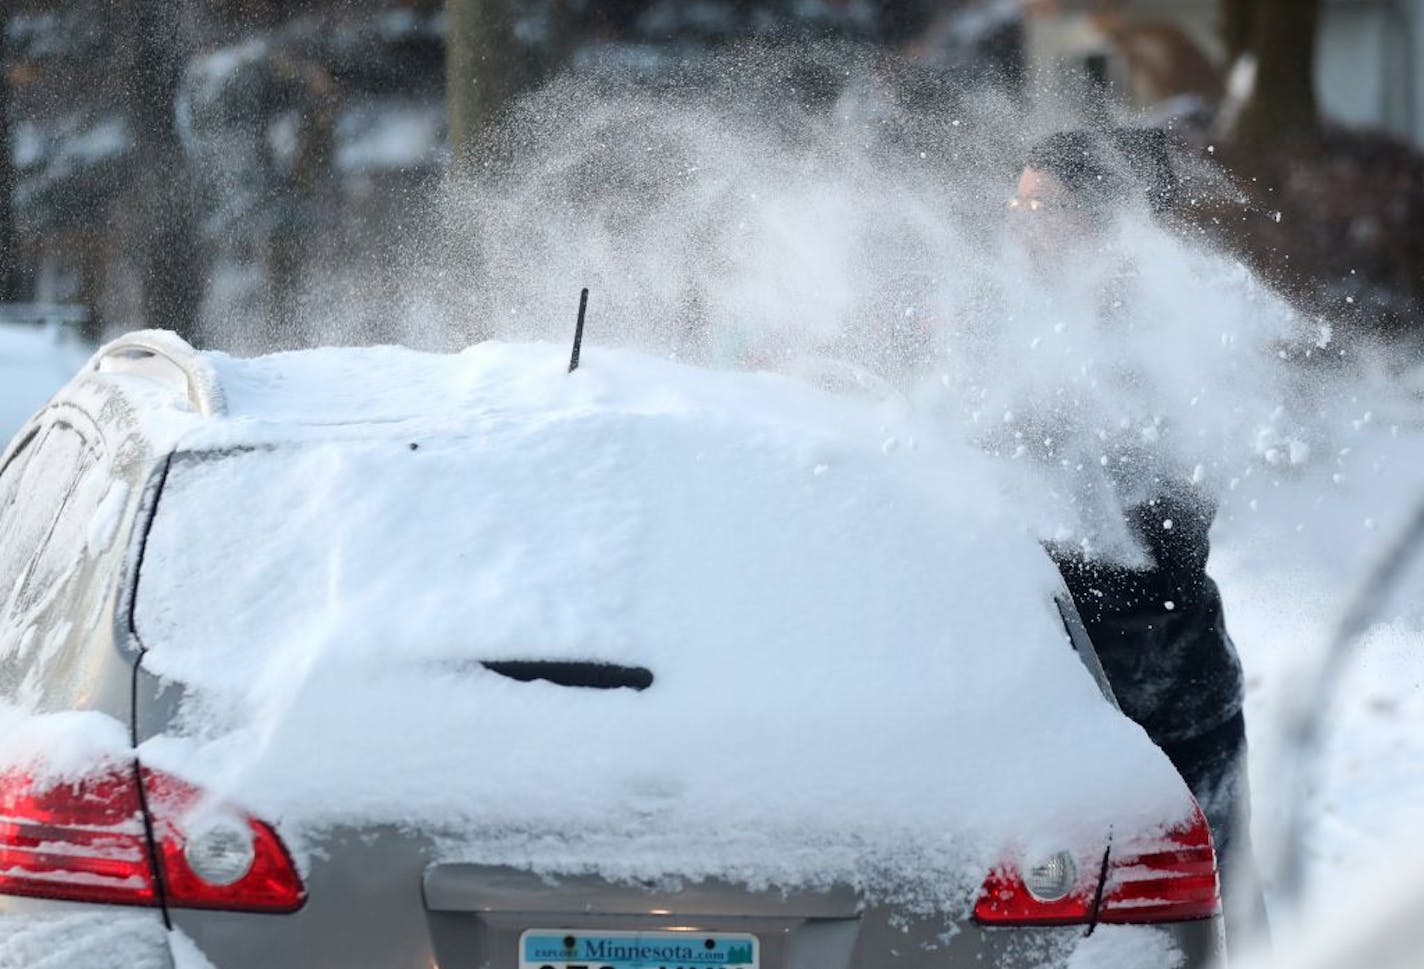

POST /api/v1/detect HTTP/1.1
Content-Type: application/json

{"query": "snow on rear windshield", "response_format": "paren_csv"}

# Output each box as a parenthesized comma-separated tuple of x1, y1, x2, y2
(133, 349, 1187, 904)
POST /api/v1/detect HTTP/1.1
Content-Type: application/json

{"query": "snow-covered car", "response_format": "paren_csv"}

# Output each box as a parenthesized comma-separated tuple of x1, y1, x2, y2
(0, 309, 91, 442)
(0, 331, 1223, 969)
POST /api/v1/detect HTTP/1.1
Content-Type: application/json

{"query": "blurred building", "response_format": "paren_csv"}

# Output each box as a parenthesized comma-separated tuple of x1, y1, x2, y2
(1025, 0, 1424, 144)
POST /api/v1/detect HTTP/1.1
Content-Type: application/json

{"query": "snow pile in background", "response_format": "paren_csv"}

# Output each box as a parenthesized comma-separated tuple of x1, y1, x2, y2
(334, 99, 445, 174)
(0, 910, 170, 969)
(1234, 844, 1424, 969)
(1211, 372, 1424, 915)
(132, 341, 1190, 907)
(0, 324, 91, 444)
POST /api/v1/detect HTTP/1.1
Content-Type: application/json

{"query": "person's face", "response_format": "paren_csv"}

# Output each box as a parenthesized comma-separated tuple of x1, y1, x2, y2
(1008, 167, 1099, 273)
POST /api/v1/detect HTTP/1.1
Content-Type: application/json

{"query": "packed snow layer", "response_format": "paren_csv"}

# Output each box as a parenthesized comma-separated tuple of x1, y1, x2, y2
(0, 910, 169, 969)
(131, 341, 1191, 905)
(0, 703, 130, 779)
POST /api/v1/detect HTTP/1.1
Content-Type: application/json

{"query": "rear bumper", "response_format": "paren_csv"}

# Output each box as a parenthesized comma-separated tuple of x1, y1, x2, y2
(422, 911, 1222, 969)
(0, 850, 1224, 969)
(0, 906, 1221, 969)
(168, 911, 1221, 969)
(419, 864, 1223, 969)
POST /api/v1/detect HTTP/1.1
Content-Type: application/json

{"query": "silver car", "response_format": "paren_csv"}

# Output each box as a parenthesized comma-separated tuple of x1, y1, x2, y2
(0, 331, 1224, 969)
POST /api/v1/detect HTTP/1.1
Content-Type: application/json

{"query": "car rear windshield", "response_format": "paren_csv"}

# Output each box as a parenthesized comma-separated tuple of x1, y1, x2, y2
(135, 434, 1078, 688)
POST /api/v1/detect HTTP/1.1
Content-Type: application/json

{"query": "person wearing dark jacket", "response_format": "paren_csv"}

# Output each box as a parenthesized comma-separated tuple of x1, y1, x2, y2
(1011, 128, 1265, 955)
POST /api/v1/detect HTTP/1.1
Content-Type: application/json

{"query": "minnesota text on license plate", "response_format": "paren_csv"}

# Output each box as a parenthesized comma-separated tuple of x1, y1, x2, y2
(519, 929, 759, 969)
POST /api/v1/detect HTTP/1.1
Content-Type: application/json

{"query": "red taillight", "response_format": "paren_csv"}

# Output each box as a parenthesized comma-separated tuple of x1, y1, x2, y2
(146, 771, 305, 913)
(974, 805, 1220, 927)
(973, 861, 1096, 926)
(0, 765, 157, 906)
(1098, 805, 1220, 923)
(0, 762, 304, 913)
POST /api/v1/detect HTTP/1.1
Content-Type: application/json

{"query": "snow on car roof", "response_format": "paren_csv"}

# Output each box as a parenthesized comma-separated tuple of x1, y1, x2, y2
(195, 339, 898, 433)
(128, 341, 1190, 908)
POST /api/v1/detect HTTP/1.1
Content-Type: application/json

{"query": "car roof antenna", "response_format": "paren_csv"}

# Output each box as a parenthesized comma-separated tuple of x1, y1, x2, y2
(568, 287, 589, 373)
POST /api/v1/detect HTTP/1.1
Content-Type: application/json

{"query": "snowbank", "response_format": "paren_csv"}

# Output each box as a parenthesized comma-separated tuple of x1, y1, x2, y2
(0, 324, 91, 445)
(1211, 371, 1424, 916)
(0, 910, 170, 969)
(130, 342, 1190, 907)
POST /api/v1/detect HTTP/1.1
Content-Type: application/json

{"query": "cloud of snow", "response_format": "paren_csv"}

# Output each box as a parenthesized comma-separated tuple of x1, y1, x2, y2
(383, 43, 1331, 563)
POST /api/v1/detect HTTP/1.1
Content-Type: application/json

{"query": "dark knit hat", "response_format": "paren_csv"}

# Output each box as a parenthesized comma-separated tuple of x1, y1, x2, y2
(1024, 128, 1178, 215)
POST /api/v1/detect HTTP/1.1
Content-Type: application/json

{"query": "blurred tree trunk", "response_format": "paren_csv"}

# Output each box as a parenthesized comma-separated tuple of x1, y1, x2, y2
(1219, 0, 1252, 66)
(445, 0, 520, 175)
(265, 234, 300, 349)
(445, 0, 576, 175)
(131, 0, 203, 342)
(1217, 0, 1321, 164)
(264, 58, 340, 350)
(0, 12, 18, 303)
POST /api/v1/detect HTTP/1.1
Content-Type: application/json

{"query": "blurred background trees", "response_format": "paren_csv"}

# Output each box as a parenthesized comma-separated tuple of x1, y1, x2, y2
(129, 0, 202, 344)
(1217, 0, 1322, 159)
(0, 9, 18, 304)
(1200, 0, 1424, 340)
(1, 0, 1421, 350)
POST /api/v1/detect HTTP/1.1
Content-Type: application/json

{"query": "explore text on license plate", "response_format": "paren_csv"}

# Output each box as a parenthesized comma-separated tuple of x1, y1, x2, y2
(519, 929, 759, 969)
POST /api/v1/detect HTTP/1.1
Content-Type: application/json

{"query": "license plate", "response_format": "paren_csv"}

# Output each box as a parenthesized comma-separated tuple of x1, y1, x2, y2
(519, 929, 759, 969)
